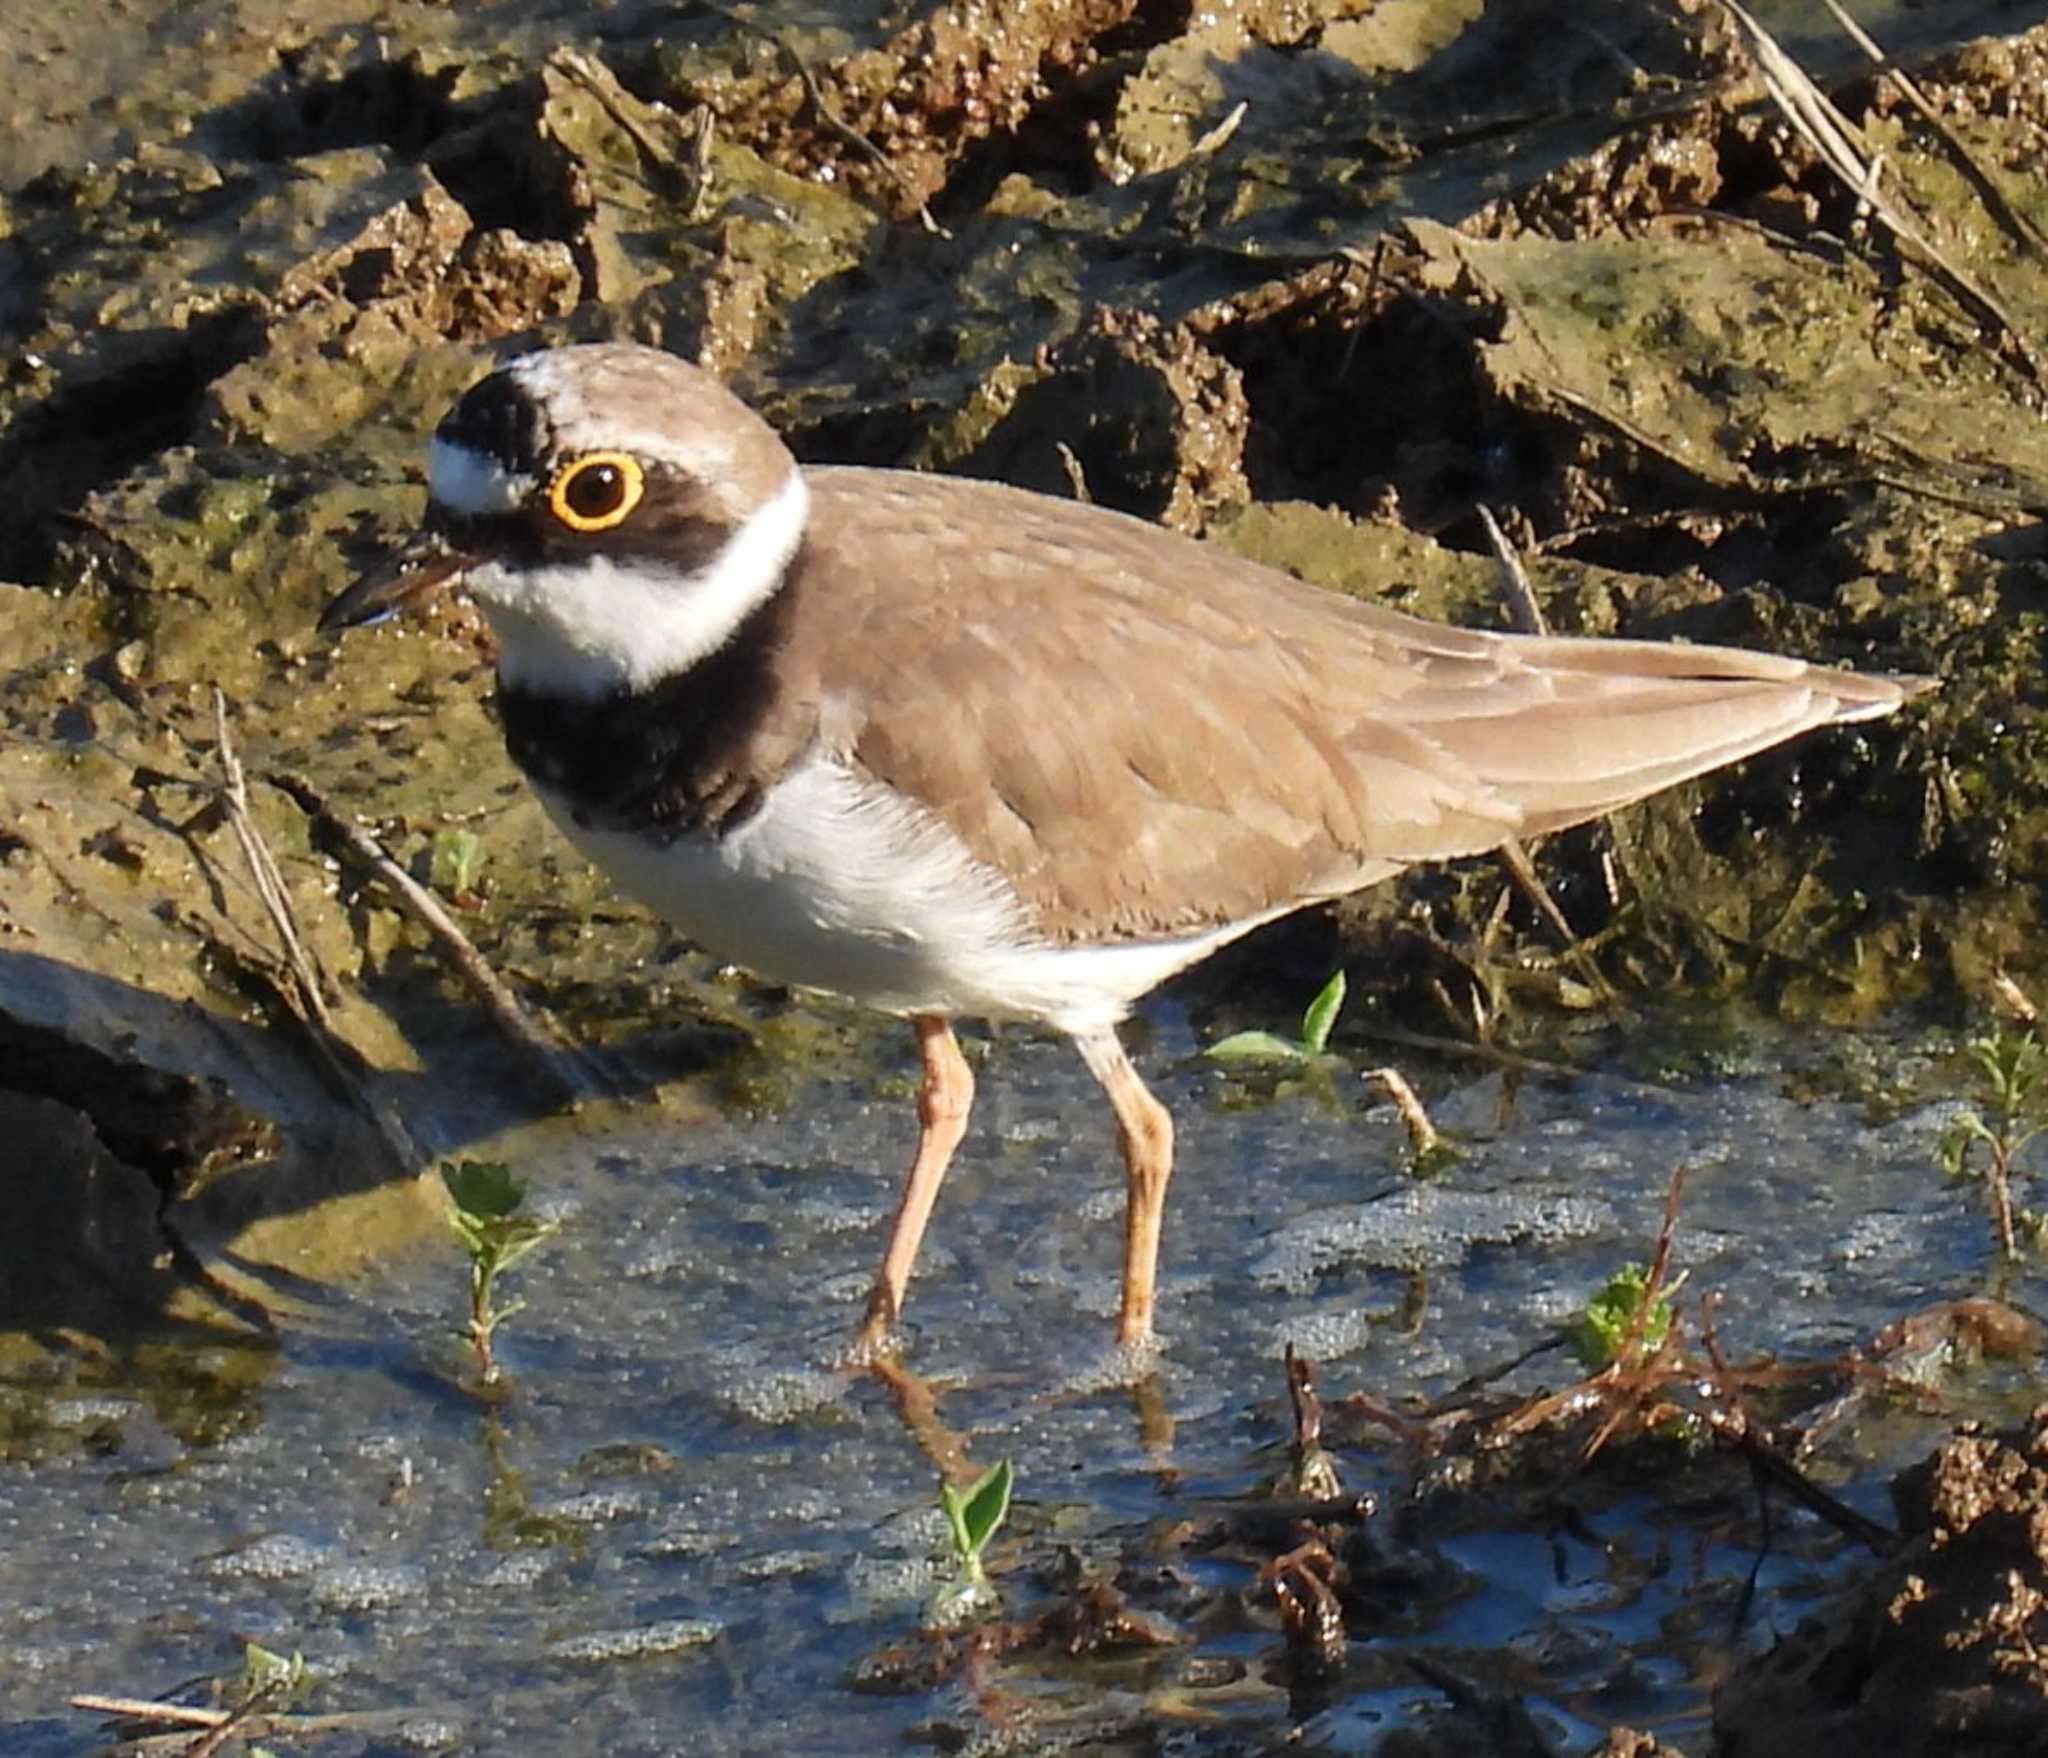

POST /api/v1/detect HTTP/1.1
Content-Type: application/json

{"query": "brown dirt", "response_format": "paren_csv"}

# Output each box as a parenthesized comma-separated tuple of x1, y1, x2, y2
(1715, 1407, 2048, 1756)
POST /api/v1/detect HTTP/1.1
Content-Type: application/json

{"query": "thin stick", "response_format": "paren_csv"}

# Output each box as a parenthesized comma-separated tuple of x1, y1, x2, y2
(1364, 1066, 1444, 1159)
(270, 773, 593, 1103)
(697, 1, 950, 237)
(553, 49, 701, 204)
(1719, 0, 2041, 382)
(183, 1680, 286, 1758)
(212, 693, 420, 1169)
(215, 689, 330, 1030)
(1476, 504, 1546, 636)
(68, 1696, 226, 1728)
(1816, 0, 2048, 259)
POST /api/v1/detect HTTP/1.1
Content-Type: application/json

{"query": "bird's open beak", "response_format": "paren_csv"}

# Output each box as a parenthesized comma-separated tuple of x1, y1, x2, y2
(317, 528, 475, 633)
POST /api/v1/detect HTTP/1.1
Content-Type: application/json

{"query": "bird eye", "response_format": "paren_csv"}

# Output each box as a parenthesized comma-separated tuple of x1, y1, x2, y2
(547, 452, 645, 532)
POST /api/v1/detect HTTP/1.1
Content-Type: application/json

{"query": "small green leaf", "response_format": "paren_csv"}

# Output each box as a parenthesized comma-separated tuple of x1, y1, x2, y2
(938, 1459, 1014, 1588)
(429, 827, 484, 895)
(939, 1479, 972, 1562)
(487, 1221, 557, 1276)
(1300, 970, 1347, 1056)
(1939, 1112, 1993, 1181)
(957, 1459, 1013, 1557)
(1206, 1029, 1309, 1062)
(443, 1160, 527, 1221)
(1571, 1263, 1677, 1372)
(235, 1641, 305, 1703)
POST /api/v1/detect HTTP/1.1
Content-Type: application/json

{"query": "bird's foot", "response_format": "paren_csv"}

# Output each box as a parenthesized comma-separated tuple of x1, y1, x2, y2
(1108, 1327, 1166, 1382)
(841, 1295, 908, 1370)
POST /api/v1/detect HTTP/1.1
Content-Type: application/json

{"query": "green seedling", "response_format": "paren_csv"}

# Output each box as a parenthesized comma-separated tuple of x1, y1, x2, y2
(429, 826, 485, 899)
(223, 1639, 308, 1756)
(441, 1160, 561, 1388)
(1939, 1028, 2048, 1262)
(927, 1459, 1013, 1628)
(234, 1639, 306, 1706)
(941, 1458, 1013, 1586)
(1571, 1262, 1686, 1372)
(1208, 969, 1347, 1063)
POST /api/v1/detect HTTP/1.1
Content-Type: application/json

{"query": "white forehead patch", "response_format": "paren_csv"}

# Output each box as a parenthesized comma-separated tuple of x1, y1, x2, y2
(429, 437, 536, 516)
(501, 348, 738, 476)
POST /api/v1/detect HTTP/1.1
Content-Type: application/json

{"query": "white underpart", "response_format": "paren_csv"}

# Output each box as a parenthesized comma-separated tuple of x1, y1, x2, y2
(429, 443, 812, 698)
(534, 753, 1266, 1035)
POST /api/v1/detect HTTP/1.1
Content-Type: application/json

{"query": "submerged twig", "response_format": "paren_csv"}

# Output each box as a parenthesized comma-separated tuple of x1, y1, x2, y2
(181, 1675, 289, 1758)
(70, 1695, 457, 1758)
(1485, 1164, 1692, 1458)
(1284, 1344, 1342, 1499)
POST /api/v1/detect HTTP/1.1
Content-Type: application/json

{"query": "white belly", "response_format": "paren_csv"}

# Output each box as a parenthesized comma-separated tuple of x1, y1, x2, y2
(533, 752, 1259, 1035)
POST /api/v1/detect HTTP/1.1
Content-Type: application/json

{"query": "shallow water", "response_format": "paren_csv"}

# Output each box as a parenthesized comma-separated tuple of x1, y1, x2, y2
(2, 1002, 2032, 1755)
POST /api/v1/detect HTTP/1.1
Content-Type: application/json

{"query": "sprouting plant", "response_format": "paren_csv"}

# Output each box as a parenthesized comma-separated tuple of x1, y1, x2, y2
(442, 1161, 561, 1388)
(429, 827, 485, 900)
(221, 1639, 308, 1754)
(927, 1459, 1013, 1627)
(1207, 970, 1347, 1063)
(233, 1640, 307, 1706)
(1571, 1262, 1687, 1373)
(1938, 1028, 2047, 1262)
(941, 1458, 1013, 1586)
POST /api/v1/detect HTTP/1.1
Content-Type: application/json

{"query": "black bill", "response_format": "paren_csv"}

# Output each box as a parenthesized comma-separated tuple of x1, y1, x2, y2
(317, 529, 475, 633)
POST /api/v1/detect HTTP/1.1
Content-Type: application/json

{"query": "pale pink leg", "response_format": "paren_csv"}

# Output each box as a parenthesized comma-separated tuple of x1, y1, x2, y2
(1076, 1029, 1175, 1346)
(860, 1017, 974, 1345)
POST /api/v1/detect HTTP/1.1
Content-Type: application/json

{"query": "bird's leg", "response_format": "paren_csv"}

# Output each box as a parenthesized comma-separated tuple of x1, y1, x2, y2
(1076, 1029, 1175, 1347)
(859, 1016, 974, 1348)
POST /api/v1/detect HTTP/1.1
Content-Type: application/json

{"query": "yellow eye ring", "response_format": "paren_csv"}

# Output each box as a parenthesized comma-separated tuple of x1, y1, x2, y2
(547, 451, 645, 533)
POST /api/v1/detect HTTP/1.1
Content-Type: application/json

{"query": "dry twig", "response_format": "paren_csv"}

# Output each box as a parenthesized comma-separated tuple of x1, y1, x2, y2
(696, 1, 951, 237)
(1720, 0, 2041, 383)
(1816, 0, 2048, 259)
(214, 689, 329, 1031)
(1364, 1065, 1445, 1160)
(1476, 504, 1546, 637)
(270, 773, 595, 1106)
(69, 1696, 226, 1729)
(212, 692, 418, 1169)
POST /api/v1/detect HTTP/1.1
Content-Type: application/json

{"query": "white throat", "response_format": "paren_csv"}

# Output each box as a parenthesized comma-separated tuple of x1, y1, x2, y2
(438, 454, 810, 699)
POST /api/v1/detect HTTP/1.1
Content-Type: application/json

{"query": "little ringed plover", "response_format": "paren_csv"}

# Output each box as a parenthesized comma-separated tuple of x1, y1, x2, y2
(319, 342, 1928, 1352)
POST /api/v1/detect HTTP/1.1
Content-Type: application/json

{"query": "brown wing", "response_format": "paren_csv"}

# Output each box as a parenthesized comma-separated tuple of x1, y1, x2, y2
(786, 467, 1921, 944)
